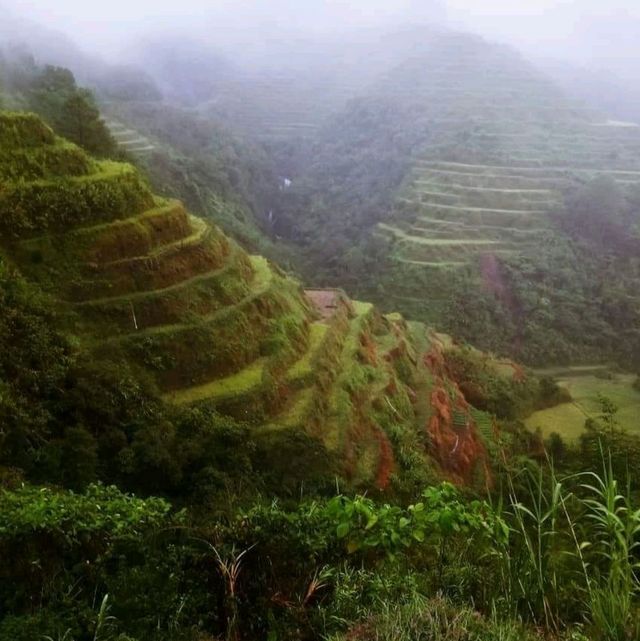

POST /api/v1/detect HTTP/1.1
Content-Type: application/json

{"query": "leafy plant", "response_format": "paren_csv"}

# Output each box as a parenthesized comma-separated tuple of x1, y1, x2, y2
(503, 464, 568, 630)
(578, 460, 640, 640)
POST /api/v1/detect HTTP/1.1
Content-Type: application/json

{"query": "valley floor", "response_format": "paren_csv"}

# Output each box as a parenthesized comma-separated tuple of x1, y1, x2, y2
(526, 366, 640, 440)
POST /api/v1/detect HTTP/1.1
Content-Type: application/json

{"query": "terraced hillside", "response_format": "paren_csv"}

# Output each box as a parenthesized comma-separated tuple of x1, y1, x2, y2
(374, 34, 640, 271)
(381, 131, 640, 271)
(320, 34, 640, 364)
(105, 119, 156, 155)
(1, 114, 313, 423)
(3, 110, 556, 489)
(270, 33, 611, 257)
(376, 137, 640, 331)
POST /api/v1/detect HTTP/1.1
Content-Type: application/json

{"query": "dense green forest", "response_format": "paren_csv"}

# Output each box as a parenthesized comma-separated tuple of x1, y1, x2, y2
(0, 22, 639, 641)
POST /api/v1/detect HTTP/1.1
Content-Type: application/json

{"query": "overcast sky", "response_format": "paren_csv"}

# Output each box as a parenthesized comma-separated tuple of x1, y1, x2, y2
(5, 1, 640, 75)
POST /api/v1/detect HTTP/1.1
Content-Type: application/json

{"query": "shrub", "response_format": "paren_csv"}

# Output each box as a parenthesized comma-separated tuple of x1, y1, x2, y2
(0, 162, 154, 236)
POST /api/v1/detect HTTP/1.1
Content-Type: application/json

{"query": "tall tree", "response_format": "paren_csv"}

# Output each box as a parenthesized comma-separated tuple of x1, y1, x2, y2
(27, 65, 117, 157)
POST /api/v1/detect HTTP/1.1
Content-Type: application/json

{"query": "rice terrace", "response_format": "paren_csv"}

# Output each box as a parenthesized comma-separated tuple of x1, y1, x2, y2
(1, 2, 640, 641)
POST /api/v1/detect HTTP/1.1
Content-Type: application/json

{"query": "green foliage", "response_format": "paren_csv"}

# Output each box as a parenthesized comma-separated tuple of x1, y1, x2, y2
(1, 37, 640, 641)
(0, 110, 55, 146)
(274, 96, 424, 253)
(0, 256, 280, 498)
(0, 484, 175, 641)
(230, 481, 508, 620)
(499, 458, 640, 639)
(260, 46, 640, 371)
(104, 102, 291, 262)
(579, 463, 640, 641)
(0, 258, 71, 476)
(0, 464, 637, 641)
(25, 65, 118, 157)
(563, 176, 632, 249)
(0, 140, 92, 181)
(442, 345, 560, 419)
(578, 407, 640, 490)
(438, 228, 640, 367)
(326, 483, 507, 557)
(0, 483, 171, 540)
(527, 372, 640, 443)
(501, 463, 573, 629)
(0, 51, 119, 157)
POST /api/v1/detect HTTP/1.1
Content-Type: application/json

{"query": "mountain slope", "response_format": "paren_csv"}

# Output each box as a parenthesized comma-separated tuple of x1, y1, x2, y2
(0, 110, 560, 494)
(272, 32, 640, 368)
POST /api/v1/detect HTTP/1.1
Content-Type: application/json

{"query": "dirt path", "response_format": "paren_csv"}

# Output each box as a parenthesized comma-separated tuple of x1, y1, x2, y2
(305, 289, 341, 320)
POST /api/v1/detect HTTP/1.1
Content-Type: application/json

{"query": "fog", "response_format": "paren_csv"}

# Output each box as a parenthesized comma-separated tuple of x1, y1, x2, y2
(2, 1, 638, 68)
(6, 1, 445, 57)
(2, 0, 639, 103)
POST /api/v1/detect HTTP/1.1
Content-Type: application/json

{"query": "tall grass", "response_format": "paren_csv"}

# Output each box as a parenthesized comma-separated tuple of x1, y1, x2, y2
(326, 595, 540, 641)
(500, 451, 640, 640)
(325, 451, 638, 641)
(578, 459, 640, 640)
(42, 595, 116, 641)
(500, 462, 569, 630)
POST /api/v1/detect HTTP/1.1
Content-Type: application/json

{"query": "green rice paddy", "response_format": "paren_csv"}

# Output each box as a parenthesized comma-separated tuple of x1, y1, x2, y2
(526, 370, 640, 441)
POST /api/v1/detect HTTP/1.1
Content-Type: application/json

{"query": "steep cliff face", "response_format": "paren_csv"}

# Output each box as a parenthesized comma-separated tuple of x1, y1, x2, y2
(423, 335, 491, 486)
(0, 111, 548, 491)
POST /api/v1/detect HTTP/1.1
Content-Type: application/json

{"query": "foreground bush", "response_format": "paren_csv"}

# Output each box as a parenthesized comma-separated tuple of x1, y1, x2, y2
(0, 468, 638, 640)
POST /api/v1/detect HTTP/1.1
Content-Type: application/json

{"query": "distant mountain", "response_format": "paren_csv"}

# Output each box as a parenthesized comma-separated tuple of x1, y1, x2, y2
(541, 59, 640, 124)
(264, 30, 640, 368)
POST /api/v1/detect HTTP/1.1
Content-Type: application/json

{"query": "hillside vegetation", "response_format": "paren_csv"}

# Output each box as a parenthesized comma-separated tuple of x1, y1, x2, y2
(0, 110, 561, 496)
(1, 28, 640, 641)
(0, 49, 118, 157)
(101, 101, 287, 262)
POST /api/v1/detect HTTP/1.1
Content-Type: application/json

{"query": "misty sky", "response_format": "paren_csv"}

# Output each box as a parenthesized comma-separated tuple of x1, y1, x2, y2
(6, 0, 640, 75)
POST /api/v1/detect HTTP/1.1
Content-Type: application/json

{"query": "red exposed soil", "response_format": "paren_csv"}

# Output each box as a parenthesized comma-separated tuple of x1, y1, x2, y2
(360, 332, 378, 366)
(374, 428, 395, 490)
(427, 386, 488, 486)
(345, 622, 375, 641)
(511, 362, 526, 383)
(425, 342, 446, 372)
(343, 409, 368, 482)
(424, 343, 492, 487)
(387, 338, 411, 365)
(385, 378, 398, 397)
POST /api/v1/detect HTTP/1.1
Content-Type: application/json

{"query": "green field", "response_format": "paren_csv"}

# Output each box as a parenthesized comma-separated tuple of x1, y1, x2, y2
(526, 370, 640, 441)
